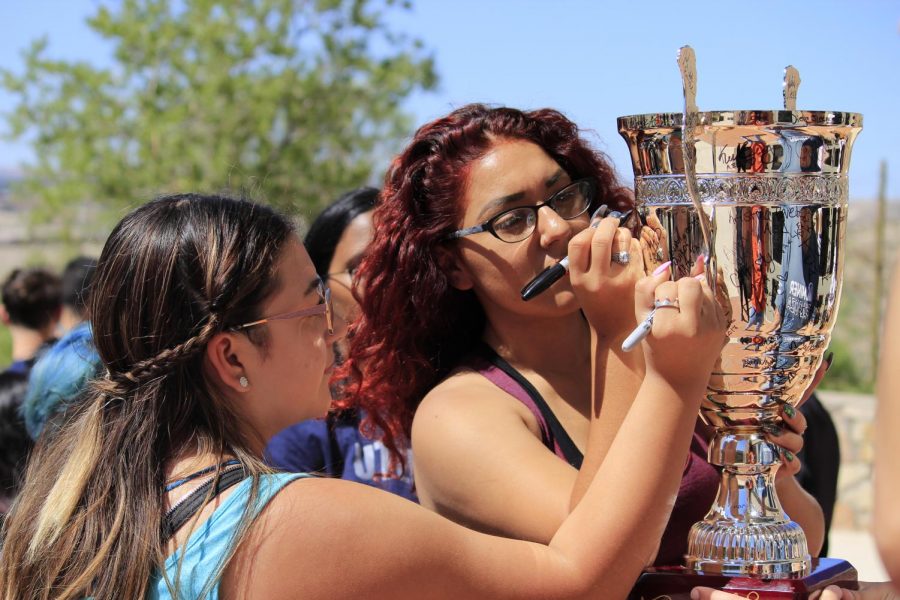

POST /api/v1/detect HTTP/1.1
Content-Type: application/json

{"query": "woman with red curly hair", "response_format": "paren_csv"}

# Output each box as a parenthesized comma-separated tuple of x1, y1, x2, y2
(345, 103, 825, 565)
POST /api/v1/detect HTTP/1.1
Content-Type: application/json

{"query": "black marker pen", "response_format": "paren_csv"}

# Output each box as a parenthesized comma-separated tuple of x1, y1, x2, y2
(520, 207, 633, 301)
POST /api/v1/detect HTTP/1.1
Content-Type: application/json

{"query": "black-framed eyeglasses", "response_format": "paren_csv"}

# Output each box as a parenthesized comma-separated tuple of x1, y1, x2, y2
(447, 178, 597, 244)
(231, 278, 334, 335)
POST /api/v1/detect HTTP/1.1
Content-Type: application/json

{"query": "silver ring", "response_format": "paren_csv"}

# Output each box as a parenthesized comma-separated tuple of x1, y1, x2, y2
(611, 251, 631, 265)
(656, 247, 665, 261)
(653, 298, 679, 309)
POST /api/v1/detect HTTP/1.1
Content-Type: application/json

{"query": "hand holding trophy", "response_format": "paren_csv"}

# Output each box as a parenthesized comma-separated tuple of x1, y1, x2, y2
(621, 47, 863, 599)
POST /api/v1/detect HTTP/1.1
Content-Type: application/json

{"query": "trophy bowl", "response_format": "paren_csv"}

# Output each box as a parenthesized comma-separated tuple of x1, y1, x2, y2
(618, 109, 863, 577)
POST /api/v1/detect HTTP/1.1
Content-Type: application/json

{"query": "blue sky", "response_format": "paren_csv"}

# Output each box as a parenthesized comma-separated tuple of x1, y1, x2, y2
(1, 0, 898, 199)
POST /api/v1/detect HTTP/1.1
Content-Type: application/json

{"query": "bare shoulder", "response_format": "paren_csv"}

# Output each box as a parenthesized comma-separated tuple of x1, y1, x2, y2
(414, 368, 537, 439)
(223, 477, 430, 599)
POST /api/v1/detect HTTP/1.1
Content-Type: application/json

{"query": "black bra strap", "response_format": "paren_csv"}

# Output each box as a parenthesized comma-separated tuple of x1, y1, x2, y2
(162, 466, 248, 541)
(477, 344, 584, 469)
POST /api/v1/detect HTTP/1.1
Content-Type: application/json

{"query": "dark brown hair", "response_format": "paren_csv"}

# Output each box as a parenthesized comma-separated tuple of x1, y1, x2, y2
(1, 268, 62, 330)
(0, 194, 294, 599)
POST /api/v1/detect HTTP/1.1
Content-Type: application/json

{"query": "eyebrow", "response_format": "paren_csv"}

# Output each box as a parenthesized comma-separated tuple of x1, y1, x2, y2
(303, 277, 320, 296)
(474, 169, 566, 222)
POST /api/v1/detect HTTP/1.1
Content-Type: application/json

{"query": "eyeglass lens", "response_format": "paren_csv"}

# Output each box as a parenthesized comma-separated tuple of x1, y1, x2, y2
(491, 180, 592, 242)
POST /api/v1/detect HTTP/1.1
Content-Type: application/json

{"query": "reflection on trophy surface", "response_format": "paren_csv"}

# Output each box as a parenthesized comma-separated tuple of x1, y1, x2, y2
(619, 109, 862, 577)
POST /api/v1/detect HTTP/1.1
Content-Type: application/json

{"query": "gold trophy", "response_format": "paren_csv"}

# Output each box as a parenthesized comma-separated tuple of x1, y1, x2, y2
(620, 48, 862, 599)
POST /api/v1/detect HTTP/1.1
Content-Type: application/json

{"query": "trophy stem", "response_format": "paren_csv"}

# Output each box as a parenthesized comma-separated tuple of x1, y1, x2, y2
(685, 427, 811, 576)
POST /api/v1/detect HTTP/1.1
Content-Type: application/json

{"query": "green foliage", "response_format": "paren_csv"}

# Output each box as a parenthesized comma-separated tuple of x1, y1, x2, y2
(1, 0, 437, 228)
(0, 325, 10, 368)
(821, 337, 873, 394)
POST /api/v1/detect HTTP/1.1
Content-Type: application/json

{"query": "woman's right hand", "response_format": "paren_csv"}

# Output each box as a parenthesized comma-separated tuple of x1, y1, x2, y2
(568, 212, 645, 338)
(634, 265, 727, 395)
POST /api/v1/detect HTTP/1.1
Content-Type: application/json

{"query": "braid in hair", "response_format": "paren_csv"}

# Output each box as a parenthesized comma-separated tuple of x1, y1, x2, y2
(112, 315, 221, 389)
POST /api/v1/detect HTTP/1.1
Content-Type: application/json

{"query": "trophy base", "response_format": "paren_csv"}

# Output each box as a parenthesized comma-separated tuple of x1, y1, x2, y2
(628, 557, 858, 600)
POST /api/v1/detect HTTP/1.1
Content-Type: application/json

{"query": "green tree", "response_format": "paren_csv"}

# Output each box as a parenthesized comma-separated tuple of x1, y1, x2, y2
(1, 0, 437, 229)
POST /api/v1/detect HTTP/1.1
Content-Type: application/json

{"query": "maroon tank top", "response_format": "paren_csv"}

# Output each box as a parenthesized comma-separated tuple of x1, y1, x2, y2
(469, 344, 719, 567)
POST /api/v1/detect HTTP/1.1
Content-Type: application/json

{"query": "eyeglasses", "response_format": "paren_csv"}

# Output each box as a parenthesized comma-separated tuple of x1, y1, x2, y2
(326, 265, 359, 285)
(447, 178, 597, 244)
(231, 278, 334, 335)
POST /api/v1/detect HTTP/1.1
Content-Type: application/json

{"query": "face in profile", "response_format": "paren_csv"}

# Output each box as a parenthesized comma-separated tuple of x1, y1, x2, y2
(239, 239, 340, 433)
(326, 210, 374, 359)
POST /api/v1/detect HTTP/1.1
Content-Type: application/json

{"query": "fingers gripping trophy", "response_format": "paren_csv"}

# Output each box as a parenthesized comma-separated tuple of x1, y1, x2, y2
(620, 48, 863, 599)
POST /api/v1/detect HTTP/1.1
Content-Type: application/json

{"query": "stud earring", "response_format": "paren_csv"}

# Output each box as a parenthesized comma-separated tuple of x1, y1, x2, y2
(239, 376, 249, 388)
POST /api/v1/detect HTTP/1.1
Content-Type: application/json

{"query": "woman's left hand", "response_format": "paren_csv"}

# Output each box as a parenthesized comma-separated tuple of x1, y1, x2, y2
(763, 401, 807, 480)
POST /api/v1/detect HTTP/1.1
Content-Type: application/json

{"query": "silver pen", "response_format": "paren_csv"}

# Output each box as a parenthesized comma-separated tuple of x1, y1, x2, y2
(621, 309, 657, 352)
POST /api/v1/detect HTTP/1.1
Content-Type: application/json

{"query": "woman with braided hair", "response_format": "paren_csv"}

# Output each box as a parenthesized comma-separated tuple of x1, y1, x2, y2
(0, 193, 726, 599)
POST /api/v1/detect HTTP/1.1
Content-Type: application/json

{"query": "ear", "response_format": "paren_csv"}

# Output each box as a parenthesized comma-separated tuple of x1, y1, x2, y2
(437, 246, 475, 291)
(204, 331, 252, 394)
(0, 305, 9, 326)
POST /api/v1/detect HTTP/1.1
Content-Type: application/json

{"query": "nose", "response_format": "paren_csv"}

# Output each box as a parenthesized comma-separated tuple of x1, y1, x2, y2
(535, 205, 569, 249)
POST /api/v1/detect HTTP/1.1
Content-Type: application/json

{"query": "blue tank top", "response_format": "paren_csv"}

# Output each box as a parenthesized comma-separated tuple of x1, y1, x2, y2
(147, 472, 309, 599)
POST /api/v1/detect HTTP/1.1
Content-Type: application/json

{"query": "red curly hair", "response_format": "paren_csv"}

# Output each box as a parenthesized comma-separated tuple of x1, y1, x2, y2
(338, 104, 633, 462)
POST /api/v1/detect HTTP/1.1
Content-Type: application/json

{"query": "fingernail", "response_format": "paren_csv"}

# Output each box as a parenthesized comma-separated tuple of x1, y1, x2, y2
(607, 209, 632, 222)
(762, 424, 783, 436)
(652, 261, 672, 276)
(690, 590, 700, 600)
(825, 351, 834, 371)
(589, 206, 608, 227)
(784, 404, 796, 418)
(784, 450, 795, 462)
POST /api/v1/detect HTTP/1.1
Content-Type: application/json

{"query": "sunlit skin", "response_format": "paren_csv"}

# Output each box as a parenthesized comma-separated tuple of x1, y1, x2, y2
(451, 139, 590, 319)
(204, 237, 341, 443)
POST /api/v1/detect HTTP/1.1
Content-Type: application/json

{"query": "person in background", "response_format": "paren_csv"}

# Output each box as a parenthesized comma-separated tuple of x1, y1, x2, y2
(266, 187, 416, 501)
(22, 322, 102, 440)
(57, 256, 97, 333)
(0, 268, 62, 376)
(0, 267, 60, 517)
(21, 256, 99, 440)
(0, 372, 32, 516)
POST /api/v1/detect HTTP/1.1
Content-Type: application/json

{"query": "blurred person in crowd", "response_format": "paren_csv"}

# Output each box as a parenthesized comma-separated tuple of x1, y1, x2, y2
(0, 194, 725, 599)
(21, 256, 99, 440)
(342, 104, 824, 566)
(266, 187, 416, 501)
(22, 322, 102, 440)
(0, 268, 62, 376)
(57, 256, 97, 333)
(0, 371, 33, 516)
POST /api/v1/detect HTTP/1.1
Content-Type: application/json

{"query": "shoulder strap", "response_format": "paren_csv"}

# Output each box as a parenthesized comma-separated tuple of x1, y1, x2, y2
(476, 344, 584, 469)
(162, 466, 248, 542)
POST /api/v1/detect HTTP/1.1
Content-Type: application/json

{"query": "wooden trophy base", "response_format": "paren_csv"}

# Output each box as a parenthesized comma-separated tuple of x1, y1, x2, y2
(628, 557, 858, 599)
